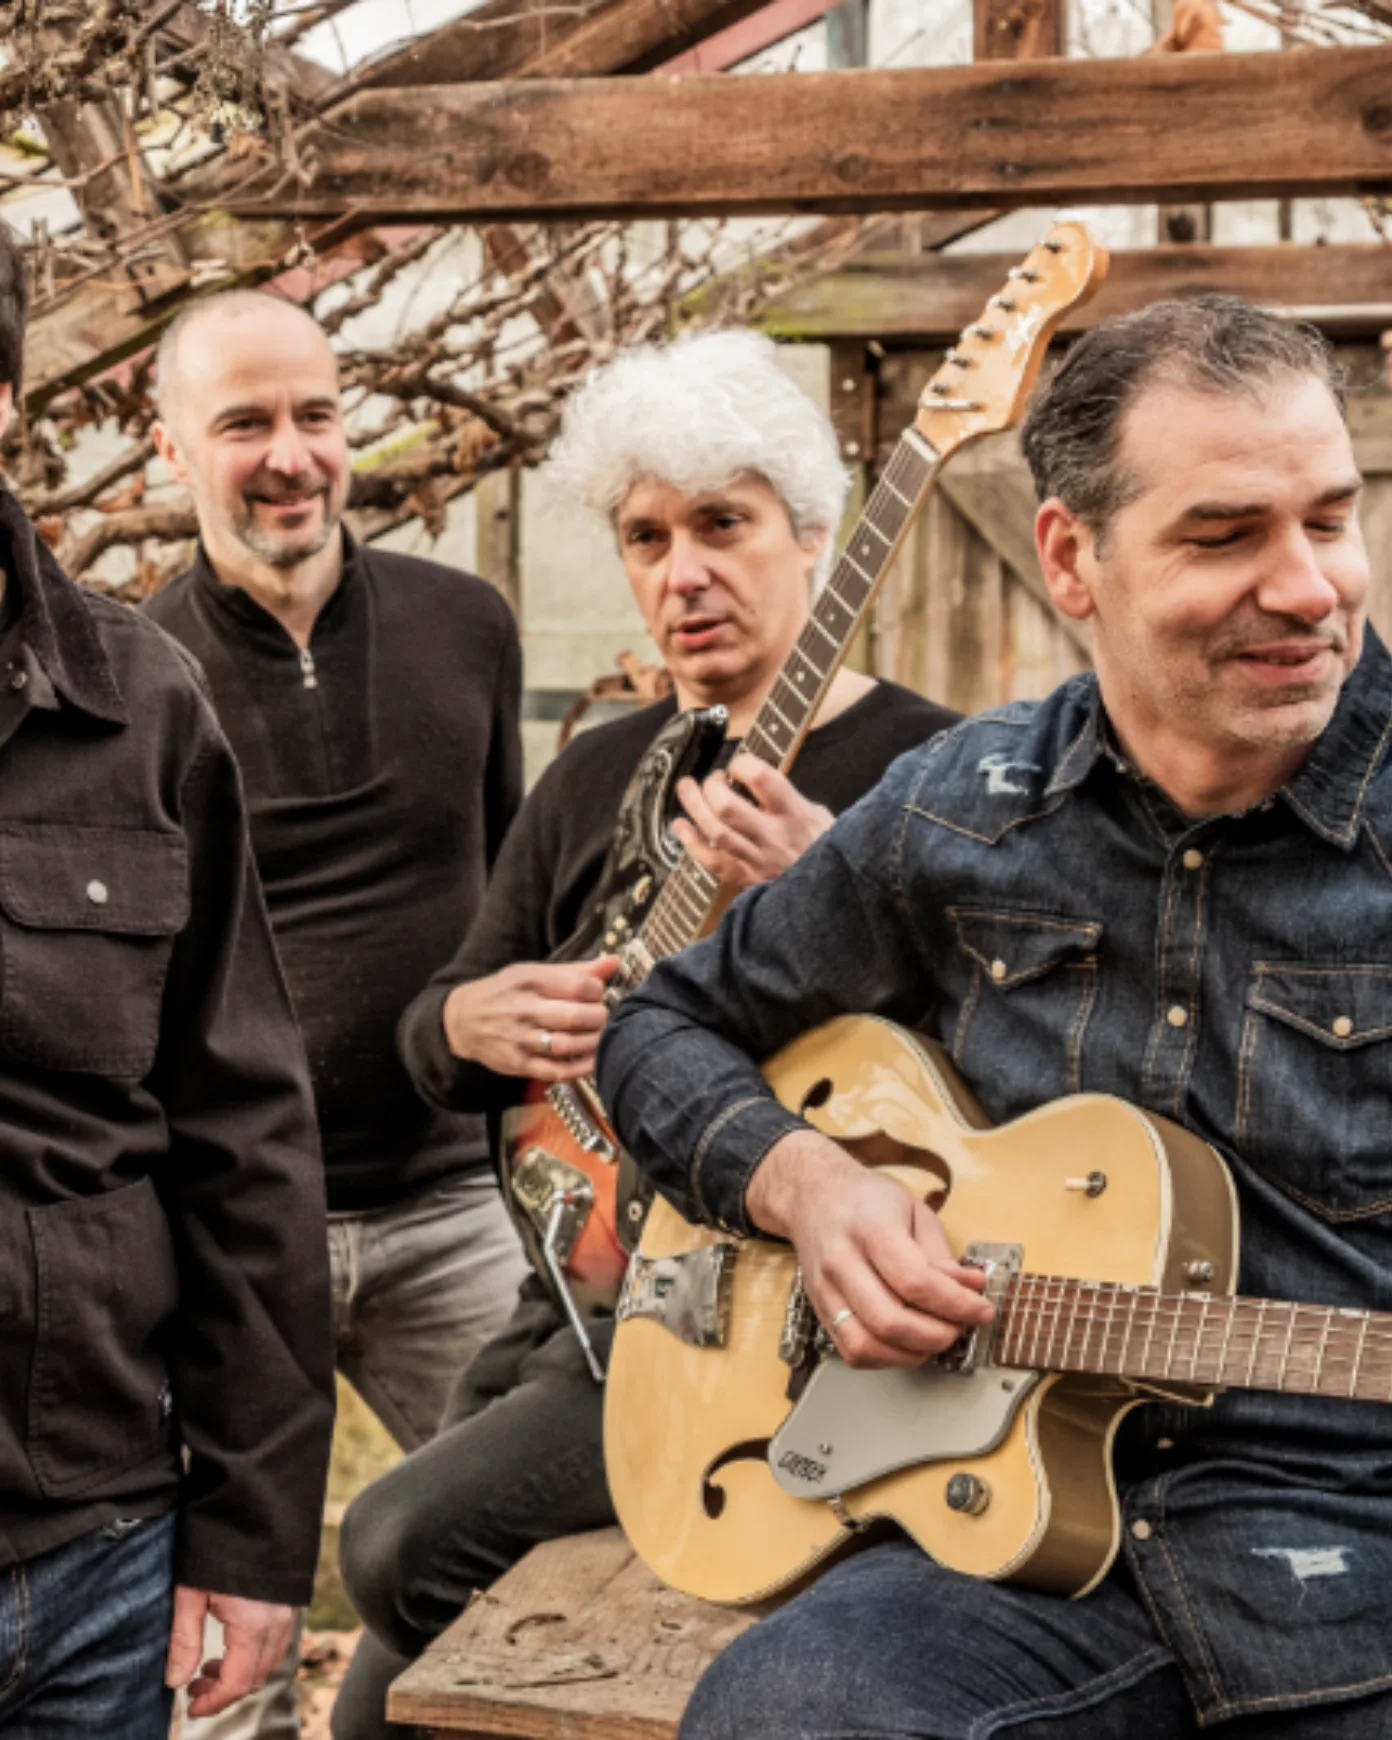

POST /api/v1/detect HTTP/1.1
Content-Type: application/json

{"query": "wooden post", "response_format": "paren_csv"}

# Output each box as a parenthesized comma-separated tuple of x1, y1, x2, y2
(474, 466, 522, 615)
(973, 0, 1065, 61)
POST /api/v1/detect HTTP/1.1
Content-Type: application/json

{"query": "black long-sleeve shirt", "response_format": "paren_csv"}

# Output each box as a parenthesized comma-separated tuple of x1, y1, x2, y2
(0, 491, 332, 1602)
(400, 681, 958, 1122)
(144, 534, 523, 1210)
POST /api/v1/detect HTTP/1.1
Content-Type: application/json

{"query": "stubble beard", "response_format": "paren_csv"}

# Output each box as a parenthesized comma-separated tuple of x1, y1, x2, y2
(234, 493, 341, 570)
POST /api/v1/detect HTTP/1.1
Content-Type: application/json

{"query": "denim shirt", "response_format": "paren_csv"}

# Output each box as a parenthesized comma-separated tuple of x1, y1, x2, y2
(598, 631, 1392, 1725)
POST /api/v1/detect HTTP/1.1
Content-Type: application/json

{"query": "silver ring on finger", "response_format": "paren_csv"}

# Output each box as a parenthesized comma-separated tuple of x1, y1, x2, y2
(829, 1306, 856, 1331)
(538, 1029, 554, 1058)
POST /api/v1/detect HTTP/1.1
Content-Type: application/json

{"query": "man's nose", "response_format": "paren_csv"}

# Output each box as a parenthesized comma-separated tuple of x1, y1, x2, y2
(667, 531, 709, 595)
(1256, 529, 1342, 624)
(264, 417, 314, 478)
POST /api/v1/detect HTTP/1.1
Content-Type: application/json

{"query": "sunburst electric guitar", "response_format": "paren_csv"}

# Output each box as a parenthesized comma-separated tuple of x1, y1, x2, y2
(502, 221, 1110, 1366)
(606, 1017, 1392, 1605)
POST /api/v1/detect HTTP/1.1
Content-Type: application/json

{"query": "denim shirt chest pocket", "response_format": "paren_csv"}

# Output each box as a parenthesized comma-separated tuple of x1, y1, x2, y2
(1236, 962, 1392, 1221)
(0, 825, 189, 1078)
(948, 907, 1103, 1103)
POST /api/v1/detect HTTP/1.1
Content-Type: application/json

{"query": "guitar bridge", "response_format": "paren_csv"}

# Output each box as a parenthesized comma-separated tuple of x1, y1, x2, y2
(617, 1245, 736, 1348)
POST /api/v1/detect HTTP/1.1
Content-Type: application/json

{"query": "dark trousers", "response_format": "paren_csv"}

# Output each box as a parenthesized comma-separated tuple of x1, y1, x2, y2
(681, 1539, 1392, 1740)
(0, 1513, 176, 1737)
(333, 1286, 614, 1739)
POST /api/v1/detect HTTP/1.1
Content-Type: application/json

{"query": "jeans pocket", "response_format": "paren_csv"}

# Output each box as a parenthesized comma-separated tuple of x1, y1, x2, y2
(26, 1177, 179, 1497)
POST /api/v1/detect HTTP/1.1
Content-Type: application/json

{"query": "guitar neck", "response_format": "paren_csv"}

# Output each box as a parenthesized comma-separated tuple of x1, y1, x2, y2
(635, 431, 940, 969)
(997, 1275, 1392, 1403)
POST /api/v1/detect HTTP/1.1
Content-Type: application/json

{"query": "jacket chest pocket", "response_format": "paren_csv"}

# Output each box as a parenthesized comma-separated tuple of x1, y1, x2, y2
(0, 826, 188, 1079)
(1236, 963, 1392, 1221)
(948, 908, 1102, 1102)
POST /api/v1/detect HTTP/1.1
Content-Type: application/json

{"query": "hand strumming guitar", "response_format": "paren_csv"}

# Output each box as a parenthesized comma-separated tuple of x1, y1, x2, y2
(745, 1127, 993, 1370)
(673, 753, 834, 888)
(442, 955, 621, 1083)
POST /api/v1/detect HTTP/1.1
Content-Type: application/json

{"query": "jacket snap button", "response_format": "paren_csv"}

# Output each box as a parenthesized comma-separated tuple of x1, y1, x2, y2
(990, 959, 1007, 982)
(86, 879, 109, 905)
(1131, 1519, 1153, 1541)
(1332, 1016, 1353, 1039)
(1182, 848, 1203, 870)
(1166, 1005, 1189, 1028)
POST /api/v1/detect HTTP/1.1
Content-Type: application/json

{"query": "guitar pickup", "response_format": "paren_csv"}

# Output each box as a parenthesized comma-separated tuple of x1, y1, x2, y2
(939, 1242, 1022, 1376)
(617, 1245, 736, 1348)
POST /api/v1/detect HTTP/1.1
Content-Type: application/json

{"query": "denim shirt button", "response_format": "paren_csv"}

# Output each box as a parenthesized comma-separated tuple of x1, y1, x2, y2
(85, 879, 109, 906)
(1332, 1016, 1353, 1039)
(1166, 1005, 1189, 1028)
(1131, 1518, 1154, 1542)
(1182, 848, 1204, 870)
(990, 959, 1007, 983)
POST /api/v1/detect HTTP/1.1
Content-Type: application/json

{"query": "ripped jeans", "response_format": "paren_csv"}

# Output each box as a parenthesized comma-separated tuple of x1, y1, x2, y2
(680, 1540, 1392, 1740)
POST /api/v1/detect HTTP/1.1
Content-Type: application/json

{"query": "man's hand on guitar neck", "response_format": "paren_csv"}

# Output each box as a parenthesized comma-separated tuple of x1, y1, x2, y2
(673, 754, 834, 888)
(442, 956, 621, 1082)
(746, 1129, 993, 1369)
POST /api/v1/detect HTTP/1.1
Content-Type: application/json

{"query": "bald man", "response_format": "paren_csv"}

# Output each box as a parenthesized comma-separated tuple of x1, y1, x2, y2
(145, 292, 529, 1739)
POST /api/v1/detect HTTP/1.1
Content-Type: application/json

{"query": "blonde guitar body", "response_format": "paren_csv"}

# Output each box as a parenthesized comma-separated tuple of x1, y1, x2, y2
(604, 1016, 1238, 1605)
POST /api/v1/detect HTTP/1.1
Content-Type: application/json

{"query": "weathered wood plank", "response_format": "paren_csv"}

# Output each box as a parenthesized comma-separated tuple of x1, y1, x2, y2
(358, 0, 776, 87)
(974, 0, 1065, 61)
(762, 244, 1392, 339)
(222, 47, 1392, 223)
(388, 1529, 756, 1737)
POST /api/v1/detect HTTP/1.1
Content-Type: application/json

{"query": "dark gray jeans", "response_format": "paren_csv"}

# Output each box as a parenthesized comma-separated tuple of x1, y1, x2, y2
(681, 1539, 1392, 1740)
(332, 1283, 614, 1739)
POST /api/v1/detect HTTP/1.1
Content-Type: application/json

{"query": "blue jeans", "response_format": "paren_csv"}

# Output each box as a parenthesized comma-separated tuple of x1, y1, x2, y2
(681, 1540, 1392, 1740)
(0, 1513, 175, 1738)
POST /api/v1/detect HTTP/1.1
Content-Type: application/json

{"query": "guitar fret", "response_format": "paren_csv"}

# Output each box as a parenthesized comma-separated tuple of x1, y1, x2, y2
(1312, 1306, 1335, 1396)
(1351, 1312, 1370, 1399)
(880, 475, 913, 508)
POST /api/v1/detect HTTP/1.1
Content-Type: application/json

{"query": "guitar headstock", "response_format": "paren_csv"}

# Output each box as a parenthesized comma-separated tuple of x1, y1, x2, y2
(915, 219, 1108, 459)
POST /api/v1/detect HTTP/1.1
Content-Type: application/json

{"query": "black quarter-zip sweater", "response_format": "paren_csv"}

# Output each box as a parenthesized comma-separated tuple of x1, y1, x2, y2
(144, 532, 523, 1211)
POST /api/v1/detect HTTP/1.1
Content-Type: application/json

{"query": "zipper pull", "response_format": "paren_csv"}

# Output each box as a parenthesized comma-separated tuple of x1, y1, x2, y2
(299, 647, 318, 690)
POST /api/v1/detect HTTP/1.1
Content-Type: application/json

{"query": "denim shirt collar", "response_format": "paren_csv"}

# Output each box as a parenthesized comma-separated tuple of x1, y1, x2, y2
(0, 490, 127, 727)
(1043, 627, 1392, 851)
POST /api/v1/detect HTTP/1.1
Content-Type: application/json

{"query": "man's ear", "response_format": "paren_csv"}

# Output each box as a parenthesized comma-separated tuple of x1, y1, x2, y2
(0, 382, 14, 446)
(152, 417, 189, 486)
(1036, 498, 1099, 623)
(800, 524, 829, 584)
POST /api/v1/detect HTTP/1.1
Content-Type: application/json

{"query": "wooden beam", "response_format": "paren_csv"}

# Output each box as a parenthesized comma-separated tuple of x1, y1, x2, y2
(661, 0, 845, 75)
(220, 46, 1392, 224)
(357, 0, 776, 87)
(760, 244, 1392, 340)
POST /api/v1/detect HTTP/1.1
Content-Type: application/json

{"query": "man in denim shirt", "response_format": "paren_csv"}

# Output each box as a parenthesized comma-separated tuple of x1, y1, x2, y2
(597, 297, 1392, 1738)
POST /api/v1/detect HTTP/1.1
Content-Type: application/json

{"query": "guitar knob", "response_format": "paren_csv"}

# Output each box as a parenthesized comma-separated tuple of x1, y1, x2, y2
(945, 1473, 991, 1516)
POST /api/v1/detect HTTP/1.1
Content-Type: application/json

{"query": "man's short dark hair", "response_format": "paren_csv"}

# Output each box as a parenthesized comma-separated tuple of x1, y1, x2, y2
(1019, 295, 1346, 542)
(0, 222, 28, 400)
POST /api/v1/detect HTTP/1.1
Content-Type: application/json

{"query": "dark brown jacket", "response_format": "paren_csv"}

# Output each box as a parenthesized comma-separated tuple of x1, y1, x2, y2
(0, 492, 333, 1604)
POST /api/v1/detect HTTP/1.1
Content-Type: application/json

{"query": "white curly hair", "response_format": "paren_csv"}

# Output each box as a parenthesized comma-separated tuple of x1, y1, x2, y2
(546, 330, 848, 591)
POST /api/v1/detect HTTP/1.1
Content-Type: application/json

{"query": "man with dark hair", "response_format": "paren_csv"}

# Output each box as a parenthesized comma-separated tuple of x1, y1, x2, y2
(599, 296, 1392, 1739)
(143, 289, 529, 1738)
(0, 229, 334, 1732)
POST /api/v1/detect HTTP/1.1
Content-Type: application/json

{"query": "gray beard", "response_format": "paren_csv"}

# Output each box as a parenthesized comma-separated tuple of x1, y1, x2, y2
(235, 508, 339, 570)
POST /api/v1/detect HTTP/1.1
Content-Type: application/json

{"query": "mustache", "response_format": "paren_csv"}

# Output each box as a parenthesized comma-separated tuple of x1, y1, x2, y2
(1212, 615, 1347, 660)
(242, 474, 330, 505)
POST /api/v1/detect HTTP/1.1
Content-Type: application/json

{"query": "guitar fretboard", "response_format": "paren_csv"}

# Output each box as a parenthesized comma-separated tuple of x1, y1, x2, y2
(629, 433, 938, 976)
(997, 1274, 1392, 1402)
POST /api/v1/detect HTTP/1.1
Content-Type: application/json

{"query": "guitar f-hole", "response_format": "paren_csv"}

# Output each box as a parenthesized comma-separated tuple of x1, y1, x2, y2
(701, 1440, 772, 1519)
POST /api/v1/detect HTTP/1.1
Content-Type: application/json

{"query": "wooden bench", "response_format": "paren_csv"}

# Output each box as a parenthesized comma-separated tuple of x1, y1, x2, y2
(387, 1528, 757, 1738)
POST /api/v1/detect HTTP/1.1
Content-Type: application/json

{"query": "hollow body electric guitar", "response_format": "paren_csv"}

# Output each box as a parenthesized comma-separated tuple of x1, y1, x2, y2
(605, 1017, 1392, 1605)
(502, 222, 1109, 1356)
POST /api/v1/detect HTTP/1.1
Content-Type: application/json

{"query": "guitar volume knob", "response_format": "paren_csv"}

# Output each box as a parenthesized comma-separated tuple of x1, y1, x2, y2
(945, 1473, 991, 1516)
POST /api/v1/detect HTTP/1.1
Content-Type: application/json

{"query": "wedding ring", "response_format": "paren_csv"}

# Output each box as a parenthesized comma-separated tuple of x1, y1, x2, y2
(539, 1029, 554, 1058)
(830, 1307, 856, 1330)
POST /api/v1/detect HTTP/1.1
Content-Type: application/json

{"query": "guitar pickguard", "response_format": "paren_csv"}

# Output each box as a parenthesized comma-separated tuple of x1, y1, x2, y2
(555, 704, 729, 962)
(769, 1359, 1041, 1499)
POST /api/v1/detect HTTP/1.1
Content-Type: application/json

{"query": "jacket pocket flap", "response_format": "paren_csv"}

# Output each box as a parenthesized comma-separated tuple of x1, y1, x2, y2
(949, 907, 1102, 989)
(0, 826, 188, 935)
(1247, 964, 1392, 1051)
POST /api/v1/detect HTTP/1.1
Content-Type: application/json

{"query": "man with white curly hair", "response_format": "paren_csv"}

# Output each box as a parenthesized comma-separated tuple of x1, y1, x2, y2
(330, 330, 957, 1738)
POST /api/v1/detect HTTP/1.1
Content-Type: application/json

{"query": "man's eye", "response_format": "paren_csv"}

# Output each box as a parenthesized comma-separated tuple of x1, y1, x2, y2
(1190, 530, 1245, 549)
(1309, 519, 1349, 538)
